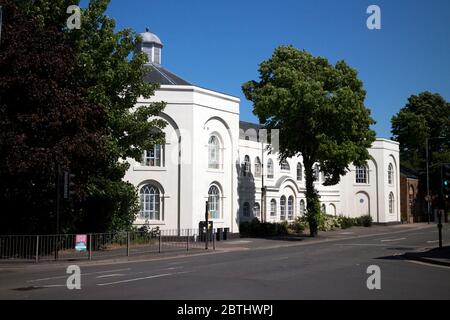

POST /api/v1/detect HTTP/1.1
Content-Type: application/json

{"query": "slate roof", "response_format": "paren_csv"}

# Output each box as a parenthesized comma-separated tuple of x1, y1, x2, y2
(143, 63, 192, 86)
(400, 165, 419, 179)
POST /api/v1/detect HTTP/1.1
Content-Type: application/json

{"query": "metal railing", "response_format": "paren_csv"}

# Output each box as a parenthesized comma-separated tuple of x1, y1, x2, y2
(0, 228, 218, 263)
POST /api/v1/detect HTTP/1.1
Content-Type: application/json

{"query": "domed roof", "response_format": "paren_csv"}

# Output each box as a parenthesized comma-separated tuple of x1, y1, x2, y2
(140, 28, 163, 47)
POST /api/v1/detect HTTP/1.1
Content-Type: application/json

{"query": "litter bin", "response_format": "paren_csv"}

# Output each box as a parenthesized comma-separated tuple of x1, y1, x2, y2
(223, 227, 229, 240)
(216, 228, 222, 241)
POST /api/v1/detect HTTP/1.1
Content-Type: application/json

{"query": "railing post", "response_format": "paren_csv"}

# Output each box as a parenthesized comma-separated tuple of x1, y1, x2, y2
(186, 229, 189, 252)
(35, 235, 39, 263)
(88, 234, 92, 261)
(126, 232, 130, 257)
(158, 231, 161, 253)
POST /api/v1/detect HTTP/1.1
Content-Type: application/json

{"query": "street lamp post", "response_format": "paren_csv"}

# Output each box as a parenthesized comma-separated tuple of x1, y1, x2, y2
(425, 137, 446, 224)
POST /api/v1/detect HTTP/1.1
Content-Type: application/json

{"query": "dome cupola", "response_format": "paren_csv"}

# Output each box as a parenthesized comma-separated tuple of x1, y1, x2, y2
(138, 28, 163, 65)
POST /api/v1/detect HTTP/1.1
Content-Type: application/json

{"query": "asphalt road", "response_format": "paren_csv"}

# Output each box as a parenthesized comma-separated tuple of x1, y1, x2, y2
(0, 224, 449, 300)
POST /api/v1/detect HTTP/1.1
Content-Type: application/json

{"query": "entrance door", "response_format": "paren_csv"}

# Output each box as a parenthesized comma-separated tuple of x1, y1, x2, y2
(355, 192, 370, 216)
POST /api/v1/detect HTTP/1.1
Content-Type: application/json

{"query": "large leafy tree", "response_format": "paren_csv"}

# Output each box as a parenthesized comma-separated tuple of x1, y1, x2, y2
(1, 0, 166, 233)
(243, 46, 376, 236)
(0, 0, 106, 234)
(391, 92, 450, 198)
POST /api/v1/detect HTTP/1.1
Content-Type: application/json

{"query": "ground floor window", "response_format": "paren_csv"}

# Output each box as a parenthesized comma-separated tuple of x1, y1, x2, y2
(280, 196, 286, 220)
(389, 192, 395, 214)
(140, 184, 161, 220)
(300, 199, 306, 216)
(208, 185, 221, 219)
(288, 196, 294, 220)
(253, 203, 260, 219)
(270, 199, 277, 217)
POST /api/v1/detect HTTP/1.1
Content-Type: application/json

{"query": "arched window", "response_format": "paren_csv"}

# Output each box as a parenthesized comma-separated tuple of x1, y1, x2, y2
(208, 135, 220, 169)
(297, 163, 303, 181)
(389, 192, 395, 214)
(329, 203, 337, 216)
(267, 159, 274, 179)
(314, 164, 320, 182)
(321, 203, 326, 214)
(280, 160, 290, 171)
(243, 202, 250, 217)
(140, 184, 161, 220)
(388, 163, 394, 185)
(208, 185, 221, 219)
(243, 155, 251, 176)
(255, 157, 262, 177)
(143, 145, 162, 167)
(270, 199, 277, 217)
(355, 165, 369, 184)
(300, 199, 306, 216)
(288, 196, 294, 220)
(253, 203, 260, 218)
(280, 196, 286, 220)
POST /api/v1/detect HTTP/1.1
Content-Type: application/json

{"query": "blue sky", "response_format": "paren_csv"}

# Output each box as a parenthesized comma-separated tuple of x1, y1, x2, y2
(100, 0, 449, 138)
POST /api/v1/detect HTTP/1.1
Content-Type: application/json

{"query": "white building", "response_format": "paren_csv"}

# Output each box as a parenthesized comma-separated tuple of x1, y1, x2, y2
(124, 30, 401, 234)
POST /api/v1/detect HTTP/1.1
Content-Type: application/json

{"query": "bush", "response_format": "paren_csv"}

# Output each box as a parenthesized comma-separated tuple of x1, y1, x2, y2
(356, 215, 373, 227)
(289, 217, 308, 233)
(239, 218, 289, 238)
(337, 215, 355, 229)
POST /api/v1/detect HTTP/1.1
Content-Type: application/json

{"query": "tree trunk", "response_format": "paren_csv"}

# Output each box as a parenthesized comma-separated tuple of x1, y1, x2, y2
(304, 161, 320, 237)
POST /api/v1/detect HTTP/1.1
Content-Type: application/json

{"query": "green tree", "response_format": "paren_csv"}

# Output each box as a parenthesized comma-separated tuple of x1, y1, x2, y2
(0, 0, 106, 234)
(243, 46, 376, 236)
(1, 0, 166, 233)
(391, 91, 450, 199)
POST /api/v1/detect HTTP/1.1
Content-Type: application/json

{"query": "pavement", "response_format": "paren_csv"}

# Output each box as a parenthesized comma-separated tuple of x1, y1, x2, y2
(0, 222, 449, 299)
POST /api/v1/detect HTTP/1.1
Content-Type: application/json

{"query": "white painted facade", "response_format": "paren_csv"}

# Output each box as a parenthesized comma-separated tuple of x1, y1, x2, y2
(123, 31, 401, 233)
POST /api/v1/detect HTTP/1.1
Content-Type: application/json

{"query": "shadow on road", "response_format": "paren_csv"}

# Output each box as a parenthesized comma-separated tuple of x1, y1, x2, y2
(375, 246, 450, 267)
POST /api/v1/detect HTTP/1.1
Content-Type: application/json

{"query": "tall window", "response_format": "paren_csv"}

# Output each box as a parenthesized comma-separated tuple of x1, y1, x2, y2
(389, 192, 395, 214)
(321, 203, 326, 214)
(356, 165, 369, 184)
(280, 196, 286, 221)
(388, 163, 394, 185)
(253, 203, 261, 219)
(208, 135, 220, 169)
(314, 164, 320, 181)
(280, 160, 290, 171)
(300, 199, 306, 216)
(255, 157, 262, 177)
(288, 196, 294, 220)
(243, 155, 251, 176)
(297, 163, 303, 181)
(243, 202, 250, 217)
(140, 185, 161, 220)
(267, 159, 274, 179)
(270, 199, 277, 217)
(208, 185, 220, 219)
(143, 145, 162, 167)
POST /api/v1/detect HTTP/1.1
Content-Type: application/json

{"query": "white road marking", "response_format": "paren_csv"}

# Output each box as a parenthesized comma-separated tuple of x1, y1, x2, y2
(380, 238, 406, 242)
(334, 243, 387, 247)
(96, 271, 190, 286)
(27, 268, 131, 283)
(224, 240, 252, 244)
(40, 284, 66, 288)
(406, 260, 450, 270)
(96, 274, 125, 279)
(426, 240, 439, 243)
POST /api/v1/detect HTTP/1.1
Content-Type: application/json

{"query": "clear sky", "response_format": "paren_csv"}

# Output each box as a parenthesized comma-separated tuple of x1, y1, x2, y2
(101, 0, 450, 139)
